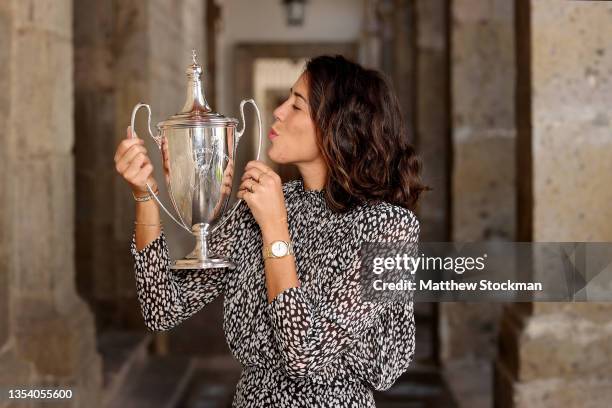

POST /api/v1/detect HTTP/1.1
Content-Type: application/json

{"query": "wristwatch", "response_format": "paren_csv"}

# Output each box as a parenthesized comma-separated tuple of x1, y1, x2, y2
(263, 240, 294, 260)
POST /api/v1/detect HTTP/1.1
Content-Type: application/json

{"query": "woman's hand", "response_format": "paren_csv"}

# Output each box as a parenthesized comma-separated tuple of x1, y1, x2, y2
(237, 160, 287, 235)
(221, 159, 234, 197)
(114, 126, 158, 195)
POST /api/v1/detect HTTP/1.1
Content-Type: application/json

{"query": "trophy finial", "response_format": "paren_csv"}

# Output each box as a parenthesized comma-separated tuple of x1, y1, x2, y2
(182, 49, 210, 113)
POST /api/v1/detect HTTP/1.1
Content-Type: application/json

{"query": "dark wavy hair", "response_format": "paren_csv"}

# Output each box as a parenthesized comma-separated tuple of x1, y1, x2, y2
(304, 55, 430, 212)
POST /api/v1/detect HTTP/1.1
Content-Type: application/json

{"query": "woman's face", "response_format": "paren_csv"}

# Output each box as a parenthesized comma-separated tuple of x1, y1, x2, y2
(267, 73, 320, 165)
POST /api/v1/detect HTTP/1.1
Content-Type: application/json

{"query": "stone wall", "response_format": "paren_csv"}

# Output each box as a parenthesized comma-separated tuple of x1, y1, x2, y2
(1, 0, 102, 405)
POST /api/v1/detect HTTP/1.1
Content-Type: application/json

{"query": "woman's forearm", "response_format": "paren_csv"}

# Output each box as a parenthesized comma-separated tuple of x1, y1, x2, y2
(135, 199, 162, 251)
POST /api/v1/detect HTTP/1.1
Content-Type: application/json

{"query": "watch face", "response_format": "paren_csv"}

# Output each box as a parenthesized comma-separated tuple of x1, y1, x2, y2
(271, 241, 288, 257)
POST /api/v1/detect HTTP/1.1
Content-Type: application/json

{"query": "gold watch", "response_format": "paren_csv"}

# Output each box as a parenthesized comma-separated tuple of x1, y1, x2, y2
(263, 240, 294, 260)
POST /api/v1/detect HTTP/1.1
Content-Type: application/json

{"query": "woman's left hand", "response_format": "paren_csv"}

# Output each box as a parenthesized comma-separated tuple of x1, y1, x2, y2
(237, 160, 288, 233)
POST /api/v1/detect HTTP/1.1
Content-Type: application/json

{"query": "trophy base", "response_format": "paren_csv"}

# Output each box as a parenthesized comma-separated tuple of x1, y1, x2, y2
(171, 255, 236, 270)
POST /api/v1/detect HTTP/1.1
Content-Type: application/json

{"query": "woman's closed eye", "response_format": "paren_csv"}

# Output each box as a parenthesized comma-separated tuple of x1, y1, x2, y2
(292, 104, 301, 111)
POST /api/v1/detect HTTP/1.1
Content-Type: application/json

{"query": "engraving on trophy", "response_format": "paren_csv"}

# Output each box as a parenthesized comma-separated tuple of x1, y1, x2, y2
(195, 147, 214, 178)
(192, 138, 230, 194)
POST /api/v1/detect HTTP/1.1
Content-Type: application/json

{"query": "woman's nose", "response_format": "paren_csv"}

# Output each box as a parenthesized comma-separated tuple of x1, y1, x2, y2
(272, 105, 283, 122)
(273, 99, 292, 122)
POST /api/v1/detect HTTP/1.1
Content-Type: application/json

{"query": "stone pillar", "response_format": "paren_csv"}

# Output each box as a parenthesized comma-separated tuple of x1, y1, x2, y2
(443, 0, 516, 365)
(442, 1, 516, 404)
(74, 0, 226, 358)
(0, 1, 34, 397)
(496, 2, 612, 407)
(375, 0, 416, 132)
(413, 0, 450, 371)
(359, 0, 383, 70)
(0, 0, 102, 405)
(75, 0, 207, 331)
(414, 0, 449, 246)
(0, 0, 12, 355)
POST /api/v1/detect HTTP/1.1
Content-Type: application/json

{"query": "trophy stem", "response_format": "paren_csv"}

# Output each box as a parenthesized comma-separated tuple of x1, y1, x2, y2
(187, 223, 209, 260)
(171, 223, 236, 270)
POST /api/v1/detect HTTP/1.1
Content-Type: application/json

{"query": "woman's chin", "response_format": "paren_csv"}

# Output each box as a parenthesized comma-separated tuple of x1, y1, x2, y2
(266, 147, 283, 164)
(269, 155, 286, 165)
(268, 146, 301, 165)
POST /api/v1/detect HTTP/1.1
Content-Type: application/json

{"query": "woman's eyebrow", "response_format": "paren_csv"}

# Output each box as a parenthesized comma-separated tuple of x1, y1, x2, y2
(289, 87, 308, 104)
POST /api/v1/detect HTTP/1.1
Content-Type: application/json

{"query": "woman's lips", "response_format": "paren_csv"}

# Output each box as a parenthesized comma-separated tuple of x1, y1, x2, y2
(268, 129, 278, 140)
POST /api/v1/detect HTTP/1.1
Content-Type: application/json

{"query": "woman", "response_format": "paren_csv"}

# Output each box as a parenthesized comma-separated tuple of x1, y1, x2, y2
(114, 55, 428, 407)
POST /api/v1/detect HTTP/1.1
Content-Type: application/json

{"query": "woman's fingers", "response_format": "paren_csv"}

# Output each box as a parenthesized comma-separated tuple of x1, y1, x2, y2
(124, 152, 147, 180)
(115, 144, 148, 174)
(114, 128, 159, 194)
(133, 163, 154, 187)
(114, 137, 144, 163)
(222, 172, 232, 187)
(221, 181, 231, 196)
(236, 187, 251, 200)
(241, 167, 265, 183)
(244, 160, 280, 184)
(238, 177, 257, 191)
(245, 160, 275, 176)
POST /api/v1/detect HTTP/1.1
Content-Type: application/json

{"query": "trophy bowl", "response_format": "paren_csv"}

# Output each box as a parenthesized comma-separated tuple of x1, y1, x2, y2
(130, 50, 262, 270)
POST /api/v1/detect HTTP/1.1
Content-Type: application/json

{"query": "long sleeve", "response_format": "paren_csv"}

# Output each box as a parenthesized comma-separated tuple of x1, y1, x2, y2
(266, 204, 420, 382)
(130, 200, 249, 331)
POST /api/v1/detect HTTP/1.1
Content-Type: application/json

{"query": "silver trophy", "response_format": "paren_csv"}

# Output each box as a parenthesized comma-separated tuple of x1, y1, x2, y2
(130, 50, 262, 270)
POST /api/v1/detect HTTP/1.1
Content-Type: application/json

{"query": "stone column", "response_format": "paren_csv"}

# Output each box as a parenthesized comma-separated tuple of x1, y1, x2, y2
(359, 0, 383, 70)
(75, 0, 207, 331)
(444, 0, 516, 367)
(442, 1, 517, 404)
(496, 2, 612, 407)
(414, 0, 450, 247)
(375, 0, 416, 132)
(412, 0, 450, 371)
(74, 0, 226, 357)
(0, 0, 102, 406)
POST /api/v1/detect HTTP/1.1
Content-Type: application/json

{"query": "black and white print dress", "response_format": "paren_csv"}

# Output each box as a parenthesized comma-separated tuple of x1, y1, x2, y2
(131, 179, 419, 407)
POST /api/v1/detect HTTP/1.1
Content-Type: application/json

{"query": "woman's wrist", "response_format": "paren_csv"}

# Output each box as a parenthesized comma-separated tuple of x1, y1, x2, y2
(132, 179, 158, 195)
(132, 182, 159, 203)
(261, 217, 290, 244)
(132, 186, 157, 196)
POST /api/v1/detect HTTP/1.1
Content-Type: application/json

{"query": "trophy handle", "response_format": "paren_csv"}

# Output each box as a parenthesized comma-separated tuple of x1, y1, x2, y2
(130, 103, 192, 234)
(235, 98, 263, 160)
(210, 98, 263, 234)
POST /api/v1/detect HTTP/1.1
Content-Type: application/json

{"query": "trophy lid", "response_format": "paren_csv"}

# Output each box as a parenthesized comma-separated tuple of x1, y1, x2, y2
(158, 50, 238, 128)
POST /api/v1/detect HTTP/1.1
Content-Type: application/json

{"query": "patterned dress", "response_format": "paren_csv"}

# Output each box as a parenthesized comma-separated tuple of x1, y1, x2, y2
(130, 179, 419, 407)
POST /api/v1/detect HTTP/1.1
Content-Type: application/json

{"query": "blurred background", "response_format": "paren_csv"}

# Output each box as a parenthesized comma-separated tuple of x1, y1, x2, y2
(1, 0, 611, 407)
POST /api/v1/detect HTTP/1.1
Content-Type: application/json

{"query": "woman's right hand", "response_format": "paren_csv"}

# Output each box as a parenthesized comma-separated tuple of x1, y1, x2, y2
(114, 126, 158, 195)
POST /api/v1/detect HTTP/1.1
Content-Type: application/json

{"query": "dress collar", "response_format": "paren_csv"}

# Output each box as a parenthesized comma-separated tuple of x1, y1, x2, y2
(296, 178, 326, 197)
